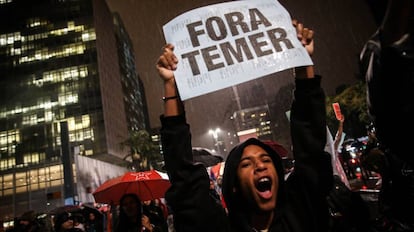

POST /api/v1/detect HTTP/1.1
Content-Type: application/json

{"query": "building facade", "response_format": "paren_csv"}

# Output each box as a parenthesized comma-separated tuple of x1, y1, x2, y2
(232, 104, 274, 142)
(113, 13, 150, 133)
(0, 0, 148, 224)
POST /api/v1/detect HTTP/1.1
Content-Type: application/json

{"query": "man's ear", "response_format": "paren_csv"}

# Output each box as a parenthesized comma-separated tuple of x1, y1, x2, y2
(232, 187, 237, 193)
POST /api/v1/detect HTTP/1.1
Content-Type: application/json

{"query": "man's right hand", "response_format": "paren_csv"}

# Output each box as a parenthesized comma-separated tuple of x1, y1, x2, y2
(156, 43, 178, 83)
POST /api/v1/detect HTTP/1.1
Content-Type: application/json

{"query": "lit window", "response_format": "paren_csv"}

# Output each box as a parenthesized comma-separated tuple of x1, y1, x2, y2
(81, 29, 96, 41)
(0, 0, 13, 5)
(7, 34, 14, 44)
(0, 36, 6, 46)
(45, 111, 53, 122)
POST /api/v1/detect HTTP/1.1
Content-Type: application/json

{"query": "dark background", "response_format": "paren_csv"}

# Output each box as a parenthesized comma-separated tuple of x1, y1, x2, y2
(105, 0, 379, 153)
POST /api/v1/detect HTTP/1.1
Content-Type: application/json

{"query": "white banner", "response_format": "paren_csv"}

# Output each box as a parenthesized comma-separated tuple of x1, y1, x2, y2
(163, 0, 312, 100)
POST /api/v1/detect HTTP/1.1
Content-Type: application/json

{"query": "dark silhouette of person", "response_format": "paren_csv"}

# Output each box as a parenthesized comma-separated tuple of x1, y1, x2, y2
(360, 0, 414, 230)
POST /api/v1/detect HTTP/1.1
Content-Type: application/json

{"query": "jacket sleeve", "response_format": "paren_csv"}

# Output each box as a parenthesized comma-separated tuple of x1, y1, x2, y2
(160, 114, 229, 232)
(287, 76, 333, 232)
(290, 76, 333, 193)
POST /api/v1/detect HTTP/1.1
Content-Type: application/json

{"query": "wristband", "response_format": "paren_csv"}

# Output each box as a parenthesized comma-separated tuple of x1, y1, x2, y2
(162, 95, 178, 102)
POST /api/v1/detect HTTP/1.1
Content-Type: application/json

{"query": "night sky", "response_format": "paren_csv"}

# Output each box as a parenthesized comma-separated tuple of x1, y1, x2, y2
(105, 0, 378, 151)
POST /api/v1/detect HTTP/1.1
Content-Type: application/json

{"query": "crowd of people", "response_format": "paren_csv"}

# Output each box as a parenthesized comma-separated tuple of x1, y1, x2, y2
(5, 207, 105, 232)
(5, 197, 169, 232)
(3, 0, 412, 231)
(155, 0, 413, 231)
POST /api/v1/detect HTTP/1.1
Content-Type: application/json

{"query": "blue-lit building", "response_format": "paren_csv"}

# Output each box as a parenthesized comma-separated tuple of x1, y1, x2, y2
(0, 0, 149, 225)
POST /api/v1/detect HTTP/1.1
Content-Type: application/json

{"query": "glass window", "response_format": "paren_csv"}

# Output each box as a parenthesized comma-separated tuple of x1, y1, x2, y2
(4, 188, 13, 195)
(15, 172, 27, 187)
(50, 179, 62, 187)
(16, 186, 27, 194)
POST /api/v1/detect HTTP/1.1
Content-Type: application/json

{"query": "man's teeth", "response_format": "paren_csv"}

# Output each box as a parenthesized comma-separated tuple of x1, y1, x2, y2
(259, 177, 270, 182)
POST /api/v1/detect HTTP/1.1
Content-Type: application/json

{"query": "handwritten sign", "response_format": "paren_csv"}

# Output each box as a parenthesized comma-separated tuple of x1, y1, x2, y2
(163, 0, 312, 100)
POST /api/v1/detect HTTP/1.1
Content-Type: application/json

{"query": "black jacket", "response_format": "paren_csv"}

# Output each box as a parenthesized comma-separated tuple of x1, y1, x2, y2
(160, 76, 333, 232)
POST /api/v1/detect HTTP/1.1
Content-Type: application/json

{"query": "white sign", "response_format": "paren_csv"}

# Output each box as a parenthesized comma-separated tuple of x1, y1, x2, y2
(163, 0, 312, 100)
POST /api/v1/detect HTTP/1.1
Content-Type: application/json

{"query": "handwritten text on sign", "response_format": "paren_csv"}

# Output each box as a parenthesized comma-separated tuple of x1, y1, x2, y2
(163, 0, 312, 100)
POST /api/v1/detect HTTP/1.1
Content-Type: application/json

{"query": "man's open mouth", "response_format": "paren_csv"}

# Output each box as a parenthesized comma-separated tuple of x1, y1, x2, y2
(256, 177, 272, 192)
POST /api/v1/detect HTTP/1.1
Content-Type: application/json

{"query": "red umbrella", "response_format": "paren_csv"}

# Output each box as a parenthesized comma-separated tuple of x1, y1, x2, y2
(262, 140, 289, 158)
(92, 170, 170, 205)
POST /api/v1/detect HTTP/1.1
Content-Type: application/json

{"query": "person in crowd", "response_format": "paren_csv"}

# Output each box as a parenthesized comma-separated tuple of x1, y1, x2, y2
(142, 200, 168, 232)
(325, 113, 350, 188)
(114, 193, 143, 232)
(208, 177, 222, 206)
(53, 211, 83, 232)
(84, 212, 103, 232)
(9, 210, 43, 232)
(71, 213, 85, 232)
(156, 199, 169, 221)
(333, 115, 345, 154)
(165, 205, 175, 232)
(115, 193, 162, 232)
(157, 19, 333, 232)
(360, 0, 414, 230)
(327, 117, 375, 232)
(141, 214, 164, 232)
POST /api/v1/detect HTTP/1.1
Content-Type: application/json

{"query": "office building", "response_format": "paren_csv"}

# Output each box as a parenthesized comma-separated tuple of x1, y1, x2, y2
(0, 0, 149, 224)
(232, 105, 273, 142)
(113, 13, 150, 133)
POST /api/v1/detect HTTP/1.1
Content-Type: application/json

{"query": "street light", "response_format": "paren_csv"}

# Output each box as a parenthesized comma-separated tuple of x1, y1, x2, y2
(209, 128, 221, 152)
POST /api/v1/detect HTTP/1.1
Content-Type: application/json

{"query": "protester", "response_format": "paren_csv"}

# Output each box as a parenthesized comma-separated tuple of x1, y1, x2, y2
(114, 193, 143, 232)
(84, 212, 103, 232)
(208, 177, 222, 206)
(114, 193, 163, 232)
(325, 114, 350, 188)
(157, 19, 333, 232)
(142, 200, 168, 232)
(333, 115, 345, 154)
(323, 113, 373, 231)
(165, 205, 175, 232)
(53, 211, 83, 232)
(71, 213, 85, 232)
(360, 0, 414, 230)
(8, 210, 50, 232)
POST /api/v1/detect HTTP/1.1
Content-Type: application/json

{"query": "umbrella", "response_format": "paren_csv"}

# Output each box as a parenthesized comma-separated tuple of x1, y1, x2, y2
(192, 147, 224, 167)
(49, 204, 103, 219)
(79, 203, 104, 219)
(49, 205, 83, 215)
(92, 170, 170, 205)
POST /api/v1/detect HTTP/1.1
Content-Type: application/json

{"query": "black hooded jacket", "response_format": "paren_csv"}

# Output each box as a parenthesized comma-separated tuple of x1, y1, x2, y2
(160, 76, 333, 232)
